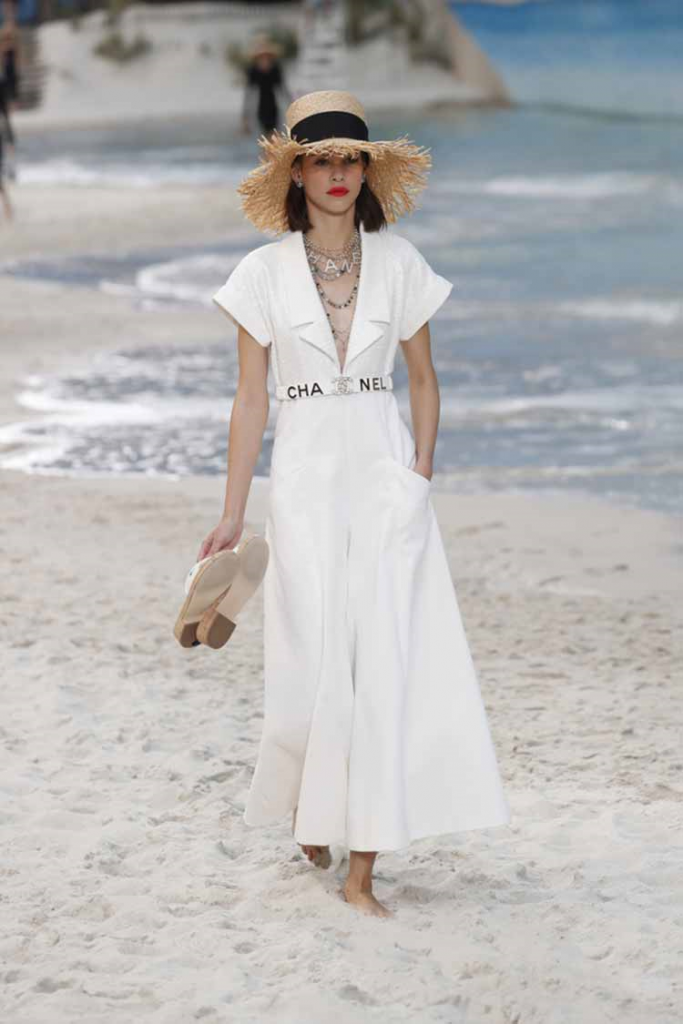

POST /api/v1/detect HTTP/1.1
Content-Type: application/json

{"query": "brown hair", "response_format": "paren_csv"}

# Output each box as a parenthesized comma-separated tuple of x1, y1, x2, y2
(285, 152, 387, 233)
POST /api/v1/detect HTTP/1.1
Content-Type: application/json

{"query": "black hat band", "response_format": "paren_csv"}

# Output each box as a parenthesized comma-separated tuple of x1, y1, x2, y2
(290, 110, 369, 144)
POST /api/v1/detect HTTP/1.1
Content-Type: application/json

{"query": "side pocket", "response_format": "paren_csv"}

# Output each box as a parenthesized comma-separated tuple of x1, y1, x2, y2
(393, 458, 432, 492)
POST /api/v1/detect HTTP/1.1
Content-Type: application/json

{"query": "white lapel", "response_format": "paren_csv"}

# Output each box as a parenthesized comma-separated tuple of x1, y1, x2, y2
(280, 222, 391, 374)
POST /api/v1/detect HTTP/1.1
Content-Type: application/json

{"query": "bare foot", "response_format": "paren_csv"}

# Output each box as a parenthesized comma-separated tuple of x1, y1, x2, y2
(343, 881, 393, 918)
(299, 843, 332, 868)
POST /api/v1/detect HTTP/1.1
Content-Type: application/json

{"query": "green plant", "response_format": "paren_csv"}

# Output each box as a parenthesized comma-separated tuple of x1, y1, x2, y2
(410, 39, 452, 70)
(93, 30, 152, 63)
(346, 0, 400, 45)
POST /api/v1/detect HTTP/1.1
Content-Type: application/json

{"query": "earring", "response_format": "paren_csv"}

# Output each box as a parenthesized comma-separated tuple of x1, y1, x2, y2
(296, 179, 303, 189)
(361, 174, 366, 183)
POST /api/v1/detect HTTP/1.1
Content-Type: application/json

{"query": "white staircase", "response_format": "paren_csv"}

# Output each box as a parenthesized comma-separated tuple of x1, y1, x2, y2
(292, 0, 349, 97)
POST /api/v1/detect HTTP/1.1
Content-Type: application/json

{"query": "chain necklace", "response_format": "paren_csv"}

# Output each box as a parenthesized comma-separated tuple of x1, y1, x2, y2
(314, 263, 360, 361)
(303, 228, 361, 281)
(304, 229, 362, 365)
(314, 275, 359, 310)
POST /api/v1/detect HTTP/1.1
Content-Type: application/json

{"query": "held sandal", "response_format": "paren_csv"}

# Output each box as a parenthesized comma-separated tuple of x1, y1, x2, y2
(173, 548, 240, 648)
(195, 534, 269, 650)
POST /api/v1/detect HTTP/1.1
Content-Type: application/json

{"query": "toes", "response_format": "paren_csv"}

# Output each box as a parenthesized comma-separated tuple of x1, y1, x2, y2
(299, 843, 329, 864)
(299, 843, 331, 865)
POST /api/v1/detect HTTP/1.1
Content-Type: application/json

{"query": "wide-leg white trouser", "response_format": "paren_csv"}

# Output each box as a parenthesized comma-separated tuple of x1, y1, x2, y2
(243, 389, 511, 852)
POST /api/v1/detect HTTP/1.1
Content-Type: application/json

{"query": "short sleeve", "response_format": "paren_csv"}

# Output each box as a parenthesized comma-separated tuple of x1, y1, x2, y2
(212, 252, 273, 348)
(395, 238, 453, 341)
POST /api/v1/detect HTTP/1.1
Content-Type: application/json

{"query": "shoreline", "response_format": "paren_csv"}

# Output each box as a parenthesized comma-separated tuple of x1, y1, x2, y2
(0, 289, 681, 605)
(1, 269, 682, 530)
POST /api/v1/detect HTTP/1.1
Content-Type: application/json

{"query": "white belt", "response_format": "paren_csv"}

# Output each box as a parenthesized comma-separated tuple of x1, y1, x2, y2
(275, 373, 393, 402)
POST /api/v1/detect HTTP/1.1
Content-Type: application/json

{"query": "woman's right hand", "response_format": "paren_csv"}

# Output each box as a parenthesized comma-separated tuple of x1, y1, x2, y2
(197, 514, 243, 562)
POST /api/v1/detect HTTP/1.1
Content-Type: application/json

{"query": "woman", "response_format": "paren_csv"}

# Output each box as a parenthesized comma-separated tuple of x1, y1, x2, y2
(200, 90, 511, 918)
(240, 36, 292, 139)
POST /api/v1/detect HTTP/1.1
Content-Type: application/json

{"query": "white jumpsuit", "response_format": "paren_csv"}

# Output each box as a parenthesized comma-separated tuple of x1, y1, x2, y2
(213, 222, 511, 852)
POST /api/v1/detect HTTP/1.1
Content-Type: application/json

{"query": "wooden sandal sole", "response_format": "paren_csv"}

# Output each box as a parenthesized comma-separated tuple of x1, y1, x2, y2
(195, 536, 269, 649)
(173, 548, 239, 648)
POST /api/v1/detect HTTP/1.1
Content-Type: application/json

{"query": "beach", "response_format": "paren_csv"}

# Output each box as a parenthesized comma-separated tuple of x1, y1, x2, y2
(1, 166, 682, 1021)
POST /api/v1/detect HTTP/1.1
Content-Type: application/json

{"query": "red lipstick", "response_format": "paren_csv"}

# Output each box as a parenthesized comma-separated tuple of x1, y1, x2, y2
(327, 187, 349, 196)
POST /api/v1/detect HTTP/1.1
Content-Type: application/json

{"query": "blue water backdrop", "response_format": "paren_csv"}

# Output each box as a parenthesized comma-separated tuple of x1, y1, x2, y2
(452, 0, 683, 118)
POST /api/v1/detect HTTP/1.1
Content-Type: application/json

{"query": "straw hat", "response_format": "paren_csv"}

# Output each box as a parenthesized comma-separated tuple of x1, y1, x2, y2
(247, 35, 282, 61)
(236, 89, 433, 236)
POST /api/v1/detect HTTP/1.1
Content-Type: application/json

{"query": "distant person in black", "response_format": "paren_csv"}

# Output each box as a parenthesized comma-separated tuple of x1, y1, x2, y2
(0, 79, 15, 221)
(0, 4, 21, 111)
(240, 35, 292, 138)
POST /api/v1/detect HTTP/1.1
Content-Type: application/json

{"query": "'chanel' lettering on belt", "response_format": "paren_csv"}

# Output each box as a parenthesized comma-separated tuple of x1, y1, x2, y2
(276, 373, 393, 402)
(285, 376, 388, 400)
(359, 377, 388, 391)
(287, 382, 324, 399)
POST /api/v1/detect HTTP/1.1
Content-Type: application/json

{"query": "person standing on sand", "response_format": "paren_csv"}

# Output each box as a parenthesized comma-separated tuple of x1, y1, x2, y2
(201, 90, 511, 917)
(240, 35, 292, 139)
(0, 77, 15, 221)
(0, 1, 21, 113)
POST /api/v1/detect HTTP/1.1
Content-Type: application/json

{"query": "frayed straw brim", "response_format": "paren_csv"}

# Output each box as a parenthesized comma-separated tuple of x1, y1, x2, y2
(248, 42, 282, 59)
(236, 130, 433, 236)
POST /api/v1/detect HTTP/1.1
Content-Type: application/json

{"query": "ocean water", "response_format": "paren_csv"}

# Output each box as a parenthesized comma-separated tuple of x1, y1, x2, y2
(1, 99, 682, 514)
(452, 0, 683, 119)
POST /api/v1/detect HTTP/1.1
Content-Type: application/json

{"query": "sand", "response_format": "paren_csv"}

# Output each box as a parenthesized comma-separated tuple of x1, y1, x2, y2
(1, 177, 682, 1022)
